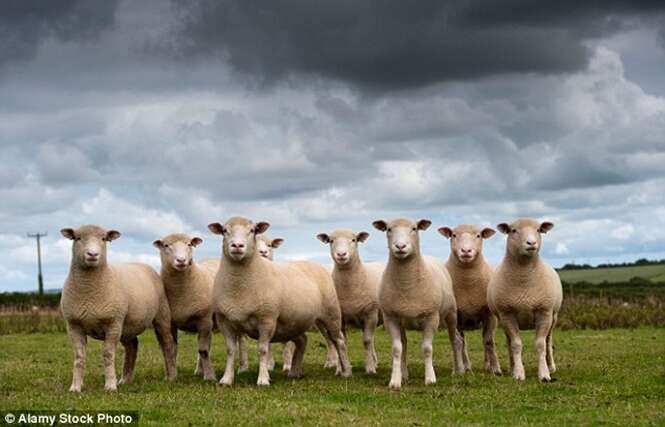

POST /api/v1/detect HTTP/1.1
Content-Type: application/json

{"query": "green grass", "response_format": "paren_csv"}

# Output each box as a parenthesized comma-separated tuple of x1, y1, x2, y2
(558, 264, 665, 284)
(2, 328, 664, 426)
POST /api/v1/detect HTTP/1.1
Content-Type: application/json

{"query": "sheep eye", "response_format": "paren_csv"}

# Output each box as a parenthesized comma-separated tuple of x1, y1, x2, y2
(476, 234, 481, 238)
(387, 228, 392, 232)
(352, 239, 356, 242)
(452, 234, 457, 238)
(330, 239, 334, 244)
(511, 229, 517, 233)
(164, 244, 169, 248)
(250, 228, 255, 234)
(74, 237, 81, 241)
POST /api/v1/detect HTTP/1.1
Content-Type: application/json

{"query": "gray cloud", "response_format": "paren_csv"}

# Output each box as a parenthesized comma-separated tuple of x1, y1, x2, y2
(0, 0, 120, 67)
(166, 0, 665, 90)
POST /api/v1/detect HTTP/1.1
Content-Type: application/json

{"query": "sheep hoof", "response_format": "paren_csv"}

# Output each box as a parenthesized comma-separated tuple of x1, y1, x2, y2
(203, 374, 216, 381)
(365, 367, 377, 375)
(219, 377, 233, 386)
(493, 369, 503, 376)
(104, 384, 118, 392)
(257, 378, 270, 386)
(324, 361, 337, 369)
(513, 373, 526, 381)
(118, 377, 131, 385)
(282, 365, 291, 372)
(69, 385, 82, 393)
(425, 377, 437, 385)
(388, 381, 402, 390)
(237, 365, 249, 374)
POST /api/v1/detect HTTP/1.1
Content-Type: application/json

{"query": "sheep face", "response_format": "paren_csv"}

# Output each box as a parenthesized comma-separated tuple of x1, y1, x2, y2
(256, 235, 284, 260)
(60, 225, 121, 269)
(497, 218, 554, 258)
(153, 234, 203, 272)
(438, 224, 495, 264)
(317, 229, 369, 266)
(372, 218, 431, 260)
(208, 217, 270, 262)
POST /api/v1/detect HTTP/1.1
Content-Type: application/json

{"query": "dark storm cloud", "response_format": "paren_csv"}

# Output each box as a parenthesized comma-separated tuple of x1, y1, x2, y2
(0, 0, 120, 67)
(167, 0, 665, 90)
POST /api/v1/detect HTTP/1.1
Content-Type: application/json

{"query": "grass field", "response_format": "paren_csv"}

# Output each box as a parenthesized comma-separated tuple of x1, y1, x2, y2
(558, 264, 665, 284)
(2, 328, 664, 426)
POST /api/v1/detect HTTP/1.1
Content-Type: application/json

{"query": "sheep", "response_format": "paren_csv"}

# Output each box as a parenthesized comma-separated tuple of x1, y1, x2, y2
(372, 218, 464, 390)
(59, 225, 176, 392)
(153, 233, 223, 381)
(316, 229, 383, 374)
(487, 219, 562, 382)
(438, 224, 502, 375)
(208, 217, 351, 386)
(256, 234, 294, 371)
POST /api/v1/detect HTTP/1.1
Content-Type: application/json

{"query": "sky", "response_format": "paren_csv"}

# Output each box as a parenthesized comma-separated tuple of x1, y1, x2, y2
(2, 0, 665, 292)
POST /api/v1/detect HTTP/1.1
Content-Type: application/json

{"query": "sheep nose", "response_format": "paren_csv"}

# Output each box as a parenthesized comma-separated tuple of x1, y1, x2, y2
(176, 257, 186, 264)
(395, 243, 407, 250)
(86, 251, 99, 258)
(259, 250, 268, 256)
(526, 240, 537, 247)
(231, 242, 245, 249)
(336, 252, 347, 258)
(461, 248, 472, 254)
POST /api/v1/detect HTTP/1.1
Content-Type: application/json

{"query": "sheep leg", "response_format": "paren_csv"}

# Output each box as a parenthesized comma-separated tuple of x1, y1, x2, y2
(287, 334, 308, 378)
(267, 344, 276, 372)
(102, 325, 121, 392)
(534, 309, 554, 382)
(118, 336, 138, 385)
(459, 329, 472, 372)
(219, 322, 237, 386)
(237, 334, 249, 373)
(153, 318, 177, 381)
(363, 311, 379, 374)
(196, 319, 216, 381)
(282, 342, 295, 372)
(499, 312, 525, 380)
(256, 320, 276, 386)
(483, 314, 502, 375)
(316, 318, 351, 378)
(422, 315, 438, 385)
(384, 315, 404, 390)
(171, 324, 179, 368)
(445, 312, 465, 374)
(400, 325, 409, 381)
(316, 323, 338, 369)
(67, 324, 87, 392)
(547, 312, 558, 373)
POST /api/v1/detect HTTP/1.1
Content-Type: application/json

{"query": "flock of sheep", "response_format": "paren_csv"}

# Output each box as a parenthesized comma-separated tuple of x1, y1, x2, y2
(59, 216, 562, 392)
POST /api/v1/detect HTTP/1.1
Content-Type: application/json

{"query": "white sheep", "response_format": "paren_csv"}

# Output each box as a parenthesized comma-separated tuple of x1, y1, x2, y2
(256, 234, 294, 372)
(60, 225, 176, 392)
(487, 219, 562, 381)
(373, 218, 464, 390)
(153, 233, 222, 380)
(438, 224, 501, 375)
(316, 229, 383, 374)
(208, 217, 351, 386)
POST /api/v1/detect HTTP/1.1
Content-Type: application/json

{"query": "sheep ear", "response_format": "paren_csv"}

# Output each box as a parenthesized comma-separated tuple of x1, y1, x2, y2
(191, 237, 203, 247)
(106, 230, 121, 241)
(255, 222, 270, 234)
(356, 232, 369, 243)
(417, 219, 432, 231)
(208, 223, 225, 235)
(481, 228, 496, 239)
(438, 227, 453, 239)
(270, 238, 284, 249)
(372, 220, 388, 232)
(61, 228, 76, 240)
(316, 233, 330, 244)
(497, 223, 511, 234)
(153, 239, 165, 250)
(539, 222, 554, 234)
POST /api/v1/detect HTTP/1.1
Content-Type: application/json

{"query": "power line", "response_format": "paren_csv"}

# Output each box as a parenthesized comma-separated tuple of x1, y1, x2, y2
(27, 232, 47, 295)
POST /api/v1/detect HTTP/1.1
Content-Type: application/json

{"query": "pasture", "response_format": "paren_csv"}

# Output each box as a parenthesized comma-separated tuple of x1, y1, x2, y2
(558, 264, 665, 284)
(1, 328, 664, 426)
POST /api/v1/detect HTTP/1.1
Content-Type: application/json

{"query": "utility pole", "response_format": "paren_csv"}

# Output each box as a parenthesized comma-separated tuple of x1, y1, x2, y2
(27, 232, 47, 295)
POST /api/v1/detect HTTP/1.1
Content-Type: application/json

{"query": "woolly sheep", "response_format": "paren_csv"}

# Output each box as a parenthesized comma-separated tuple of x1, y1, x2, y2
(438, 224, 502, 375)
(487, 219, 562, 381)
(60, 225, 176, 392)
(256, 234, 295, 372)
(153, 233, 224, 381)
(317, 229, 383, 374)
(208, 217, 351, 386)
(373, 218, 464, 390)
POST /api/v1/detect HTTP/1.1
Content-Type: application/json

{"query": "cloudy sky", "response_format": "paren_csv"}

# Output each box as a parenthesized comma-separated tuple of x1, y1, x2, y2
(2, 1, 665, 292)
